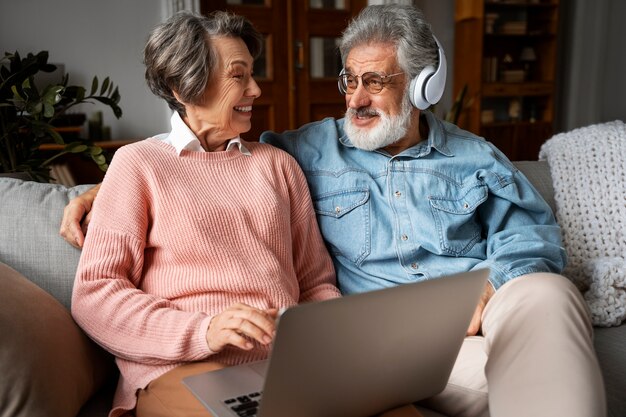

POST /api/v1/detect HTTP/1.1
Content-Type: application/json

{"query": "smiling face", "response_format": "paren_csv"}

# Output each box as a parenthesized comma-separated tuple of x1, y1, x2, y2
(343, 42, 421, 154)
(180, 36, 261, 151)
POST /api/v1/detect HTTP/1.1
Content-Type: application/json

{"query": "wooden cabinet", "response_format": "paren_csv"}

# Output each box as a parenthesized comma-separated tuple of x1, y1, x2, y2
(453, 0, 560, 160)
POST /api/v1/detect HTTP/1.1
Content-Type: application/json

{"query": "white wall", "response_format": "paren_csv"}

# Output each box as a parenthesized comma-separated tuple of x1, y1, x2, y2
(0, 0, 170, 140)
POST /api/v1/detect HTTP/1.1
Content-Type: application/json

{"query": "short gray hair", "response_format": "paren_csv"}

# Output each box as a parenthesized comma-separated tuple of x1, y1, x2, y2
(339, 5, 438, 80)
(143, 11, 263, 115)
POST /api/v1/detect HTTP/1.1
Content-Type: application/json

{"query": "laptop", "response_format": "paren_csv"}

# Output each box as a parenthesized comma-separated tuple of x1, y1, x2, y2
(183, 269, 488, 417)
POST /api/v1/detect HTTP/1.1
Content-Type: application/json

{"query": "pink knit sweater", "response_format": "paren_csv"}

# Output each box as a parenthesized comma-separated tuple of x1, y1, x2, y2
(71, 139, 340, 417)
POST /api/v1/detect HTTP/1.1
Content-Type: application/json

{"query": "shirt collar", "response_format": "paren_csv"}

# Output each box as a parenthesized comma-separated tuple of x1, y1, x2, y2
(418, 111, 453, 157)
(162, 112, 251, 156)
(338, 110, 453, 158)
(225, 137, 252, 156)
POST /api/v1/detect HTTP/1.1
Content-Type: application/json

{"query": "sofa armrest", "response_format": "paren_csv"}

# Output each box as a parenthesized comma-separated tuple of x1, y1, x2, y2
(512, 160, 556, 213)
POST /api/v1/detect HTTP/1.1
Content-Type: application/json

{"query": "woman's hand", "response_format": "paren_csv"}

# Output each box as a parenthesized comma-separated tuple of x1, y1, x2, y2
(206, 303, 279, 352)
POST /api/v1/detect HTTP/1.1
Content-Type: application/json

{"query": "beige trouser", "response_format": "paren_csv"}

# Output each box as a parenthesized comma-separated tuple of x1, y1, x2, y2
(136, 273, 606, 417)
(419, 272, 606, 417)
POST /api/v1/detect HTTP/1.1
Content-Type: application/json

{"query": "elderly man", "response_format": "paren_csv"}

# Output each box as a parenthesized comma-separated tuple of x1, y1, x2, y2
(61, 5, 605, 417)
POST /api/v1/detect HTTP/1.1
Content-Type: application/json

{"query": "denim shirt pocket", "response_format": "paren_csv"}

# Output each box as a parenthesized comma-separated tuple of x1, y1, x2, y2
(428, 184, 488, 256)
(312, 188, 371, 265)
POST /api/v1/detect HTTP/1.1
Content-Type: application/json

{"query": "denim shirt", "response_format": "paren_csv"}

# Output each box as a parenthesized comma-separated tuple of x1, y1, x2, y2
(260, 111, 566, 295)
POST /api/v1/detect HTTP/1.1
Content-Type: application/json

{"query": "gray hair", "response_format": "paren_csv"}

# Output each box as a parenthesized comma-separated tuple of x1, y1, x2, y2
(143, 11, 263, 115)
(339, 5, 438, 81)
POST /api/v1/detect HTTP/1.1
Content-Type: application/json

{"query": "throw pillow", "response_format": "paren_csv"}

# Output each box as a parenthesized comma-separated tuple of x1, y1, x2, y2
(0, 261, 114, 417)
(0, 178, 93, 310)
(539, 120, 626, 326)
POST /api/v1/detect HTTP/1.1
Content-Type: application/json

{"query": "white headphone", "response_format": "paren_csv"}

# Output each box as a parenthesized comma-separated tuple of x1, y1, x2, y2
(409, 36, 447, 110)
(338, 36, 447, 111)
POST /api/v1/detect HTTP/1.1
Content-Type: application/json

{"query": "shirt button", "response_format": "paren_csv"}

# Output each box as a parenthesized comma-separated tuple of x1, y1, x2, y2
(395, 191, 402, 198)
(401, 234, 408, 241)
(335, 206, 341, 214)
(411, 263, 418, 269)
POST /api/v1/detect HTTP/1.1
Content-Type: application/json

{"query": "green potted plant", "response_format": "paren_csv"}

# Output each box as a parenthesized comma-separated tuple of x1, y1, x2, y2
(0, 50, 122, 181)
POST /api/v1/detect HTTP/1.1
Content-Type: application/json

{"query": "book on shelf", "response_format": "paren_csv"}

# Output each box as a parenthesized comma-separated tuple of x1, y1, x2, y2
(483, 56, 499, 82)
(499, 21, 527, 35)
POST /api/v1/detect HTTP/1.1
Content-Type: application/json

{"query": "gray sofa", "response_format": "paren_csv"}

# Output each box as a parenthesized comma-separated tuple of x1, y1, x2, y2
(0, 160, 624, 417)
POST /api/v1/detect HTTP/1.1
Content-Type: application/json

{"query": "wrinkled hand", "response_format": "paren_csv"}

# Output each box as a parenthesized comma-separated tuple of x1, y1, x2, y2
(59, 183, 101, 248)
(206, 303, 279, 353)
(466, 281, 495, 336)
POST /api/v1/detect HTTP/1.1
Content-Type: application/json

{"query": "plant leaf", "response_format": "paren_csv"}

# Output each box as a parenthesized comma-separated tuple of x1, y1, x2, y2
(76, 86, 85, 101)
(93, 96, 123, 118)
(65, 142, 88, 153)
(100, 77, 110, 95)
(41, 85, 63, 106)
(10, 85, 25, 101)
(90, 76, 98, 95)
(43, 102, 55, 118)
(26, 101, 43, 115)
(48, 128, 64, 145)
(92, 153, 106, 165)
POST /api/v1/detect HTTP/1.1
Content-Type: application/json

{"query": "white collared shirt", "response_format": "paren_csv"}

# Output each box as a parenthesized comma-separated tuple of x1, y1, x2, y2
(153, 112, 252, 156)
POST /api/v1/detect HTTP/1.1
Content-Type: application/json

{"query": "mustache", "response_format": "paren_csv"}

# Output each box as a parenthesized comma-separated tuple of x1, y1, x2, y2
(346, 107, 380, 118)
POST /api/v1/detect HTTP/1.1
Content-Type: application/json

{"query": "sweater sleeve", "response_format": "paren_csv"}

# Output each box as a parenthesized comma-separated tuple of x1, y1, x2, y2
(71, 145, 214, 364)
(283, 157, 342, 303)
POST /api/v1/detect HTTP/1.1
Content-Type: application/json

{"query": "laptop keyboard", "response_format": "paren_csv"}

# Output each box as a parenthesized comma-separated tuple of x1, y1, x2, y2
(223, 391, 262, 416)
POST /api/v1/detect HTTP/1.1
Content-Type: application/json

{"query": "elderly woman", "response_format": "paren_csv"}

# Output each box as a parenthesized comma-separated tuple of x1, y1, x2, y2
(70, 11, 340, 417)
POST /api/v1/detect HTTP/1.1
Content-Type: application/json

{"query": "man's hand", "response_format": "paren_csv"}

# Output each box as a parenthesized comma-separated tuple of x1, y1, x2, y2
(59, 183, 101, 248)
(206, 303, 280, 353)
(466, 281, 495, 336)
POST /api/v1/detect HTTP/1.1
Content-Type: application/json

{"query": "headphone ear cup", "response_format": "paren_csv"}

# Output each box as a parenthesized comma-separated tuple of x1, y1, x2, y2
(424, 42, 447, 106)
(409, 65, 435, 110)
(409, 36, 448, 110)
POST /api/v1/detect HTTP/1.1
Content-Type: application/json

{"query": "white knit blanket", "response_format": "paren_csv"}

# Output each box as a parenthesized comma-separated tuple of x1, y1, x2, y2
(539, 120, 626, 327)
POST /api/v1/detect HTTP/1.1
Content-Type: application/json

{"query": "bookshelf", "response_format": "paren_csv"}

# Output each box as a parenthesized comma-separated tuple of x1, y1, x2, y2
(453, 0, 560, 160)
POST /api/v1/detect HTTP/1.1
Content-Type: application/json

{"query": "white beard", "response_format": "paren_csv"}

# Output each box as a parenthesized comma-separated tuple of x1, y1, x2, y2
(344, 95, 413, 151)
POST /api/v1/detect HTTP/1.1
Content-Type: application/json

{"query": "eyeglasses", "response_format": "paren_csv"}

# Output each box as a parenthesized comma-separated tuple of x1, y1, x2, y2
(338, 71, 404, 94)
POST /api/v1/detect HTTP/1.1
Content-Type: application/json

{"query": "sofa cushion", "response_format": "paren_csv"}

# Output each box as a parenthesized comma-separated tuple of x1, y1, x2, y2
(0, 178, 93, 309)
(0, 261, 114, 417)
(594, 326, 626, 417)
